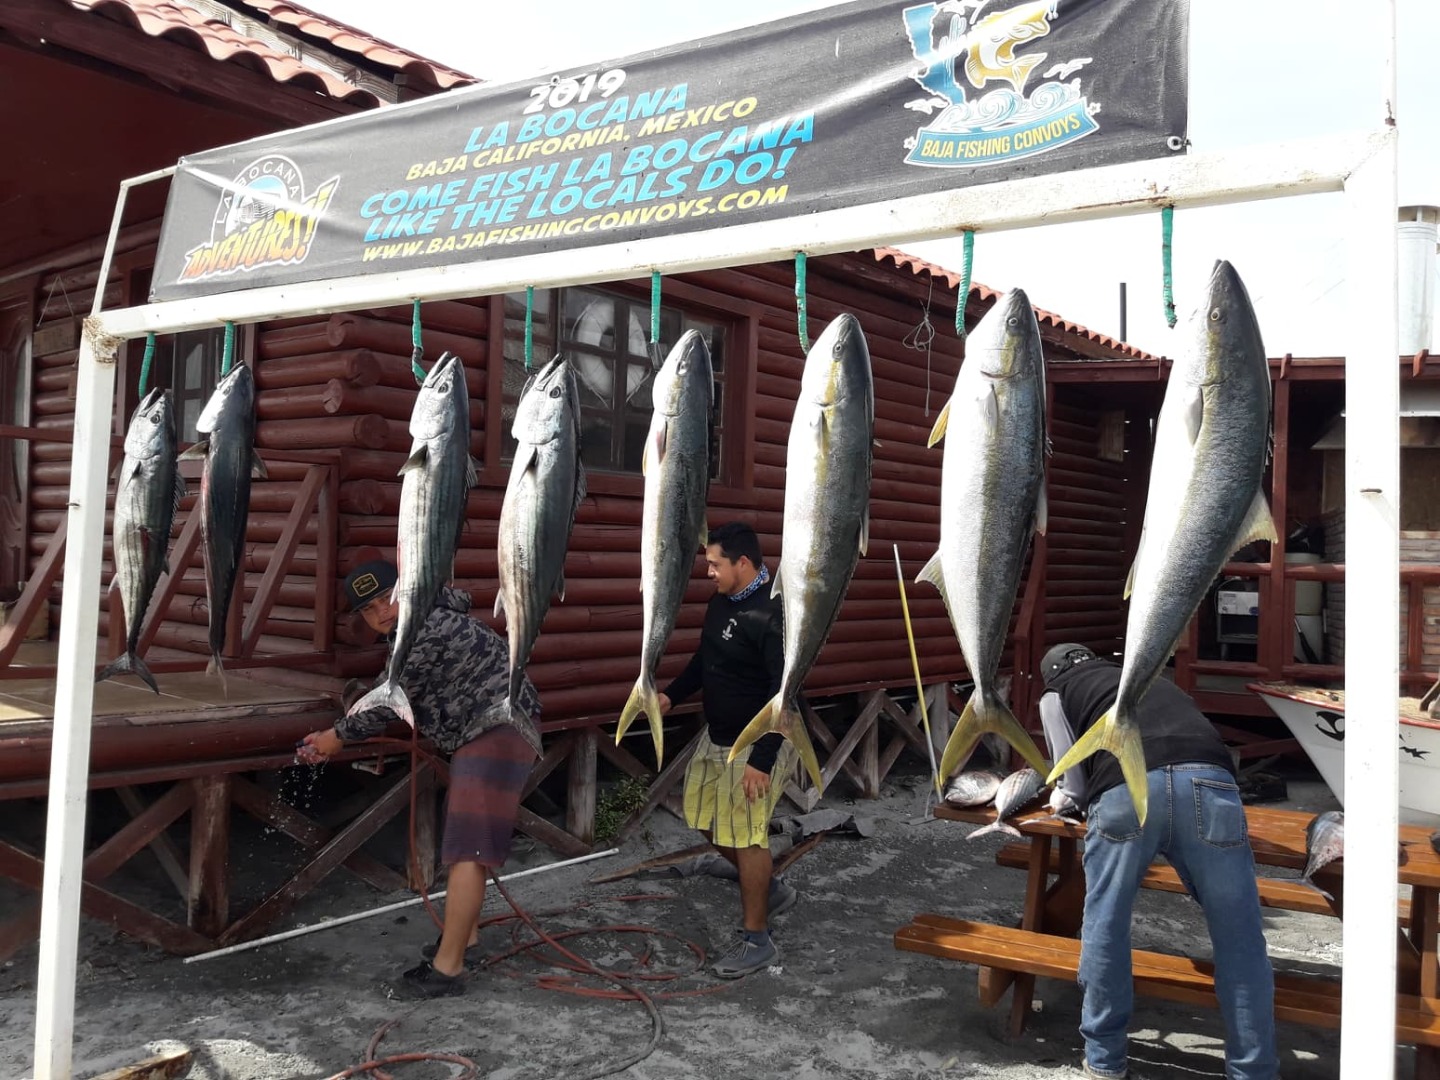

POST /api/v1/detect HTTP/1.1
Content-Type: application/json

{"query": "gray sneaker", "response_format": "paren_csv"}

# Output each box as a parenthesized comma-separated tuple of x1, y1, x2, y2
(768, 878, 799, 920)
(1081, 1061, 1127, 1079)
(712, 932, 778, 979)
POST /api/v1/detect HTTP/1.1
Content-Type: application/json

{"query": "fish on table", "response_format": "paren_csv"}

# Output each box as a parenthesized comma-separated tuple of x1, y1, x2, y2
(1302, 809, 1345, 901)
(729, 313, 874, 790)
(496, 356, 586, 728)
(1049, 261, 1276, 824)
(966, 767, 1046, 840)
(943, 769, 1005, 808)
(178, 364, 266, 694)
(615, 331, 713, 766)
(97, 388, 185, 694)
(349, 352, 475, 726)
(919, 289, 1051, 782)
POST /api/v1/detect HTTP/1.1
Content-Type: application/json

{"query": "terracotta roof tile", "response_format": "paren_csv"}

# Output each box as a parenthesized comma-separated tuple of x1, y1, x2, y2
(67, 0, 474, 108)
(873, 247, 1157, 361)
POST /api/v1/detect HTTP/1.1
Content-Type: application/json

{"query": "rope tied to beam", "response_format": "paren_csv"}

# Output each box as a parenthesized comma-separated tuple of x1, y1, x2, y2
(220, 321, 236, 377)
(138, 333, 156, 394)
(649, 270, 663, 369)
(410, 299, 427, 384)
(955, 230, 975, 339)
(795, 252, 811, 353)
(524, 286, 535, 371)
(1162, 205, 1177, 329)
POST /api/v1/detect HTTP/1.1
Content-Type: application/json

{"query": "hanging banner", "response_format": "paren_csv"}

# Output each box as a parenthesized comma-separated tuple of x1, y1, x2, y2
(150, 0, 1188, 300)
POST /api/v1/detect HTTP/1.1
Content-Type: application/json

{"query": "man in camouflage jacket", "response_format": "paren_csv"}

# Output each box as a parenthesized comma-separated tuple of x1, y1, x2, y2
(299, 560, 541, 997)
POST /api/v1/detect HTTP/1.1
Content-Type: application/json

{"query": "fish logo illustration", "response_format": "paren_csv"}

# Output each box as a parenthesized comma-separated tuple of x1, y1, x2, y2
(177, 154, 340, 283)
(900, 0, 1099, 168)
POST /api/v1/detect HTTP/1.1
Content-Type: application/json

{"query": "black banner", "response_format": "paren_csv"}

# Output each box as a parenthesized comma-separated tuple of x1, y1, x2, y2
(151, 0, 1188, 300)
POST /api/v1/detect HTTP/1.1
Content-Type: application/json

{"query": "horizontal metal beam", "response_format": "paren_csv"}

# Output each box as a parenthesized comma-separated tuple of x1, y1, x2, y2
(94, 129, 1388, 341)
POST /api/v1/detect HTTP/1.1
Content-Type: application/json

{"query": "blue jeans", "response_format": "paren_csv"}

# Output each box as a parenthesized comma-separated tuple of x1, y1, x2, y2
(1079, 764, 1277, 1080)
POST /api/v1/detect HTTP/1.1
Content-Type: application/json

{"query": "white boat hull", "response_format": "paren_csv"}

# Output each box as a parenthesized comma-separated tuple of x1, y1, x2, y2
(1250, 683, 1440, 828)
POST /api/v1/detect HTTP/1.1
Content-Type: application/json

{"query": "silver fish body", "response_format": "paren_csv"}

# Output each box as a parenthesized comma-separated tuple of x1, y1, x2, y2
(943, 769, 1005, 808)
(179, 364, 265, 692)
(615, 332, 713, 764)
(496, 356, 586, 725)
(350, 352, 474, 727)
(730, 314, 874, 789)
(98, 388, 184, 694)
(1050, 261, 1275, 824)
(1302, 809, 1345, 900)
(920, 289, 1050, 781)
(966, 767, 1045, 840)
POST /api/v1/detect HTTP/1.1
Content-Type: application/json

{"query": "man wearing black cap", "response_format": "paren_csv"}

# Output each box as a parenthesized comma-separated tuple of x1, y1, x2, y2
(1037, 643, 1276, 1080)
(299, 559, 541, 998)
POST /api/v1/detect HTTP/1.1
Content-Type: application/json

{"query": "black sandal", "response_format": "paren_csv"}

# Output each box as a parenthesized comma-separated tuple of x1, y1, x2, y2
(401, 959, 466, 998)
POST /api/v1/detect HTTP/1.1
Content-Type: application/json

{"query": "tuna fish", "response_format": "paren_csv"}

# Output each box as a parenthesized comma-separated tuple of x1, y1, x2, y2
(1048, 261, 1276, 824)
(919, 289, 1050, 782)
(348, 352, 475, 727)
(1302, 809, 1345, 901)
(729, 314, 874, 790)
(1031, 782, 1083, 825)
(97, 388, 184, 694)
(966, 767, 1045, 840)
(943, 769, 1005, 808)
(496, 356, 586, 727)
(178, 364, 266, 693)
(615, 332, 713, 766)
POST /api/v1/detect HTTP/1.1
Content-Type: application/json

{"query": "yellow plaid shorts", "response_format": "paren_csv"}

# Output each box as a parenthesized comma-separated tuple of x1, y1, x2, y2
(683, 727, 797, 849)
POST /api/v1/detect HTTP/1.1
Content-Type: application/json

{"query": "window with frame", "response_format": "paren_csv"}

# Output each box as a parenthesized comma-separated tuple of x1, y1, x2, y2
(499, 286, 728, 478)
(148, 328, 228, 441)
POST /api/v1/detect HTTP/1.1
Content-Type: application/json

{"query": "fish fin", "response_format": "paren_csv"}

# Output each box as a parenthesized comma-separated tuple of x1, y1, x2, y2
(926, 399, 952, 448)
(729, 694, 823, 792)
(493, 591, 506, 622)
(1047, 706, 1149, 825)
(107, 573, 119, 594)
(399, 445, 429, 475)
(96, 652, 160, 695)
(1035, 482, 1048, 536)
(173, 471, 187, 513)
(177, 440, 209, 461)
(965, 821, 1001, 841)
(915, 552, 947, 604)
(699, 523, 709, 547)
(940, 694, 1049, 781)
(207, 654, 228, 698)
(982, 385, 999, 433)
(555, 569, 566, 603)
(644, 419, 667, 476)
(1233, 490, 1279, 550)
(118, 457, 140, 489)
(573, 462, 588, 517)
(1123, 530, 1145, 601)
(858, 506, 870, 557)
(350, 680, 415, 729)
(1303, 877, 1335, 904)
(770, 565, 782, 600)
(251, 452, 268, 480)
(615, 674, 665, 767)
(467, 457, 479, 489)
(511, 444, 536, 475)
(1182, 386, 1204, 446)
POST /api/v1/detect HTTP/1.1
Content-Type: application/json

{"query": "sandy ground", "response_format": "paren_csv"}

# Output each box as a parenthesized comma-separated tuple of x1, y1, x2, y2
(0, 759, 1392, 1080)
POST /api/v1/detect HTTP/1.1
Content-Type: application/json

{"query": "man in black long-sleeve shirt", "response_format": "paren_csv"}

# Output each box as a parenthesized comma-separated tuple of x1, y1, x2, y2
(657, 522, 798, 978)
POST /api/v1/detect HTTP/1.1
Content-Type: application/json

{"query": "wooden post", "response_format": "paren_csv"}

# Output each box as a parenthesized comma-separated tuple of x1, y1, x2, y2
(859, 713, 880, 798)
(187, 775, 232, 937)
(1265, 376, 1292, 679)
(408, 763, 437, 891)
(567, 728, 598, 847)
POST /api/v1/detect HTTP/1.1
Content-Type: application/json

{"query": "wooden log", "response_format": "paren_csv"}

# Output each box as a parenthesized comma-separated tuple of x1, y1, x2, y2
(360, 298, 489, 337)
(253, 349, 384, 390)
(567, 729, 598, 846)
(89, 1050, 194, 1080)
(320, 380, 488, 424)
(255, 414, 393, 451)
(187, 776, 232, 938)
(257, 313, 483, 365)
(145, 623, 333, 661)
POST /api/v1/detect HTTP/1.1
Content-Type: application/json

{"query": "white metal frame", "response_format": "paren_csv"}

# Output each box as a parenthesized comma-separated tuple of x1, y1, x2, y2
(32, 14, 1400, 1077)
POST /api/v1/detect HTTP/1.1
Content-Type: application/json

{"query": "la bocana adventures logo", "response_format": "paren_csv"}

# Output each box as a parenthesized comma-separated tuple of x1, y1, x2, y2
(900, 0, 1098, 168)
(177, 154, 340, 282)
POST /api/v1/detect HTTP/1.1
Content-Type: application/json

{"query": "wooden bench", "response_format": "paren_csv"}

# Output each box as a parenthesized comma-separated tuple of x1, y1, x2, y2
(992, 841, 1415, 924)
(894, 915, 1440, 1048)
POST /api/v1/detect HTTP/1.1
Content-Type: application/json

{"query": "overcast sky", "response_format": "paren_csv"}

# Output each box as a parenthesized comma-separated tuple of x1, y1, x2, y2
(302, 0, 1438, 357)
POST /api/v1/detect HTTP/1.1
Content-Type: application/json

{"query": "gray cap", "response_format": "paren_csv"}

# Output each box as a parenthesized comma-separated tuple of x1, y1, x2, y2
(1040, 643, 1097, 686)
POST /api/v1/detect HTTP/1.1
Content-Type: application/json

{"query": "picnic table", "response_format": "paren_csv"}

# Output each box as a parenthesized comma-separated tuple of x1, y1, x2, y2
(895, 802, 1440, 1077)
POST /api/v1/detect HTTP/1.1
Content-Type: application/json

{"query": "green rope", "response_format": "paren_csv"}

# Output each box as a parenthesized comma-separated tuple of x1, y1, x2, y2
(524, 286, 535, 371)
(795, 252, 811, 353)
(410, 299, 426, 384)
(220, 321, 235, 377)
(955, 230, 975, 338)
(649, 270, 662, 367)
(138, 333, 156, 394)
(1162, 205, 1177, 329)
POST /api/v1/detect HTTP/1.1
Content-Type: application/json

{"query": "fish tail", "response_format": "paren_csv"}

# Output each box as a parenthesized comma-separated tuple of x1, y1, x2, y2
(939, 694, 1050, 782)
(95, 652, 160, 695)
(1302, 876, 1335, 903)
(964, 820, 1020, 841)
(207, 654, 228, 698)
(351, 680, 415, 729)
(616, 674, 665, 767)
(729, 693, 823, 793)
(1046, 706, 1149, 825)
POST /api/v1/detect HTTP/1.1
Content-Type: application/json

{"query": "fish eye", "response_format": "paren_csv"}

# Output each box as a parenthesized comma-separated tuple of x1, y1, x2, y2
(1007, 315, 1019, 327)
(549, 386, 562, 399)
(436, 378, 450, 393)
(1209, 307, 1222, 322)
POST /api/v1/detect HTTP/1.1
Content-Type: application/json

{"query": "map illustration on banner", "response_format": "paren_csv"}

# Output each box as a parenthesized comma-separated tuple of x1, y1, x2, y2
(151, 0, 1188, 299)
(901, 1, 1098, 167)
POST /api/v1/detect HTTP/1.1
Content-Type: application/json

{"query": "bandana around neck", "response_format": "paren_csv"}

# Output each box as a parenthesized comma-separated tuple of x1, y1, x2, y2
(729, 564, 770, 602)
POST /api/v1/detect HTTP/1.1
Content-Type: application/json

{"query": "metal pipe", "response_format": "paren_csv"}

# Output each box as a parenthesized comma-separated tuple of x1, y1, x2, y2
(181, 847, 620, 963)
(91, 166, 176, 318)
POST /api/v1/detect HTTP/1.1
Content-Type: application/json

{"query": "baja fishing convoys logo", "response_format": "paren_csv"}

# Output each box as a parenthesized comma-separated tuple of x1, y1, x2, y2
(900, 0, 1098, 167)
(177, 155, 339, 282)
